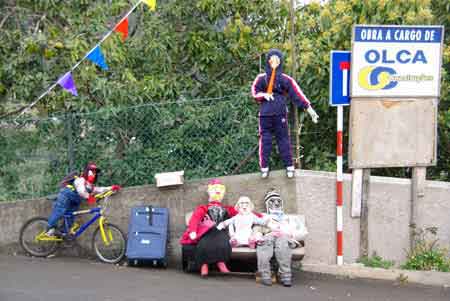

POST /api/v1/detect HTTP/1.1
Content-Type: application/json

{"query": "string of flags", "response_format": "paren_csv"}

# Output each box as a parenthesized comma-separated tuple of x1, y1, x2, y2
(22, 0, 156, 113)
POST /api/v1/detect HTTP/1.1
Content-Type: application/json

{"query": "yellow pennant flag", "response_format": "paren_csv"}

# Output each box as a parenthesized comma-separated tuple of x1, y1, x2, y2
(143, 0, 156, 10)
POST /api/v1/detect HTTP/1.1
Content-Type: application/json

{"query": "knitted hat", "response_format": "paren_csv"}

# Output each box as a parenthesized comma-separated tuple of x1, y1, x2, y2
(263, 188, 283, 214)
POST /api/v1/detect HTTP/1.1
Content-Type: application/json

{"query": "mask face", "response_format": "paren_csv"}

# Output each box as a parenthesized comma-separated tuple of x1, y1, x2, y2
(269, 55, 280, 69)
(236, 198, 253, 215)
(87, 170, 96, 184)
(238, 201, 251, 213)
(266, 197, 283, 215)
(207, 184, 225, 202)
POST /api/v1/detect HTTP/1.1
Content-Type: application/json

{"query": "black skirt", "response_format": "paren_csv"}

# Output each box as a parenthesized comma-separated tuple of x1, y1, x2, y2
(194, 228, 231, 267)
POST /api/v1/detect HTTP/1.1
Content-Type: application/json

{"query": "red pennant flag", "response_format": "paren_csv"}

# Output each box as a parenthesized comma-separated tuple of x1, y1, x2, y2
(114, 18, 129, 42)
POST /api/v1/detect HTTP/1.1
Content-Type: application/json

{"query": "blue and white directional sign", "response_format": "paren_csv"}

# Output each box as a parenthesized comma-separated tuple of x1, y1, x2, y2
(351, 25, 444, 97)
(330, 51, 351, 106)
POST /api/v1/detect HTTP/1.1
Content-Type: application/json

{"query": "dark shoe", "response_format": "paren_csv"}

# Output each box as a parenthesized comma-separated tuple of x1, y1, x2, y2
(281, 279, 292, 287)
(64, 233, 76, 242)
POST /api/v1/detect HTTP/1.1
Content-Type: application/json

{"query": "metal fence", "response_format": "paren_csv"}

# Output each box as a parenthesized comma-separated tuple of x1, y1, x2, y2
(1, 94, 319, 201)
(3, 94, 448, 202)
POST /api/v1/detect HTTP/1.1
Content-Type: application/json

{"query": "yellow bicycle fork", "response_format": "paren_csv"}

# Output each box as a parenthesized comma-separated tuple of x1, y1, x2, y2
(99, 216, 113, 246)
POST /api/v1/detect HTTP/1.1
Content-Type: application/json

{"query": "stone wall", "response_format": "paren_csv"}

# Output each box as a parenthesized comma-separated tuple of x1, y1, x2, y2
(1, 169, 449, 267)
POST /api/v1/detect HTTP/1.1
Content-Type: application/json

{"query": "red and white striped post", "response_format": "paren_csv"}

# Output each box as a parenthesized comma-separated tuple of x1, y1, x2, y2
(336, 61, 349, 265)
(336, 105, 344, 265)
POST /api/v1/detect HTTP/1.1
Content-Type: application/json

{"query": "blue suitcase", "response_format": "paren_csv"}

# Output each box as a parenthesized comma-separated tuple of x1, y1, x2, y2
(126, 206, 169, 267)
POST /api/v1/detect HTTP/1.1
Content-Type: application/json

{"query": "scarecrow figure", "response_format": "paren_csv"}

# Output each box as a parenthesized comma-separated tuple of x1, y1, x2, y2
(251, 49, 319, 179)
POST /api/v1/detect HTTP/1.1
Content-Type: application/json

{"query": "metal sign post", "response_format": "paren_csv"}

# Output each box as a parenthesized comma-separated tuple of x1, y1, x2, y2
(330, 51, 351, 265)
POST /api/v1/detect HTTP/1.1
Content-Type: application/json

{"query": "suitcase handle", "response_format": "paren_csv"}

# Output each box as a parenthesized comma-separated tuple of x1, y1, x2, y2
(134, 231, 160, 235)
(148, 205, 153, 226)
(134, 207, 165, 226)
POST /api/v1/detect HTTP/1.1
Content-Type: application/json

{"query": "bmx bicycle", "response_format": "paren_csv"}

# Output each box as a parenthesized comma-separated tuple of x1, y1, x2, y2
(19, 190, 126, 264)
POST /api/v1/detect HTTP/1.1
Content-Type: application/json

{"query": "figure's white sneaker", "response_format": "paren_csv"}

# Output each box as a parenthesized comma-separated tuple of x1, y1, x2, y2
(45, 228, 56, 237)
(261, 168, 269, 179)
(286, 166, 295, 179)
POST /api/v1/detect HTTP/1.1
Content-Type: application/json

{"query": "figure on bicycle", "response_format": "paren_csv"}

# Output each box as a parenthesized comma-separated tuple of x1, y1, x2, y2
(46, 162, 121, 237)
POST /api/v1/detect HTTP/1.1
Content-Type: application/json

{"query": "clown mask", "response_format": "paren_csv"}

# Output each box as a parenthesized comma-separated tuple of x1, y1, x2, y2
(87, 169, 96, 184)
(207, 180, 226, 202)
(235, 196, 254, 215)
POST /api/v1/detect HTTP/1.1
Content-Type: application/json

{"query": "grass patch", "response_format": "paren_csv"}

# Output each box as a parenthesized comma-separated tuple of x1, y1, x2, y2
(358, 252, 395, 269)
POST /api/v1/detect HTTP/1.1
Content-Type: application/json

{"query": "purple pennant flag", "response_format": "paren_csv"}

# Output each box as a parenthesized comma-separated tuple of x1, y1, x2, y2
(57, 72, 78, 96)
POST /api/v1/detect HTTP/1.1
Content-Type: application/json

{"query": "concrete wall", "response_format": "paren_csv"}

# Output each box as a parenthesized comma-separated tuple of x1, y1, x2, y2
(367, 176, 412, 265)
(1, 169, 449, 267)
(367, 176, 450, 265)
(0, 198, 51, 254)
(296, 170, 360, 264)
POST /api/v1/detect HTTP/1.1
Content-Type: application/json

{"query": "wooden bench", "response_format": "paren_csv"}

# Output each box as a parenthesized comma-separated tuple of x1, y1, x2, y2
(181, 212, 306, 272)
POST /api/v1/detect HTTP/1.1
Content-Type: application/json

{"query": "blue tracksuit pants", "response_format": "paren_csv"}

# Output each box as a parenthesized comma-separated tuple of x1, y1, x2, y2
(258, 114, 293, 169)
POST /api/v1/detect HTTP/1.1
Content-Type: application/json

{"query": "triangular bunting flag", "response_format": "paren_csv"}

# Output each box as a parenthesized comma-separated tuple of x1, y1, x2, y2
(87, 46, 109, 70)
(57, 72, 78, 96)
(115, 18, 129, 42)
(143, 0, 156, 11)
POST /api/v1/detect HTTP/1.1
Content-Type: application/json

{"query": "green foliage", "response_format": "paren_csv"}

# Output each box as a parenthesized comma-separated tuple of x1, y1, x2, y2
(1, 95, 288, 201)
(0, 118, 69, 200)
(402, 226, 450, 272)
(358, 252, 395, 269)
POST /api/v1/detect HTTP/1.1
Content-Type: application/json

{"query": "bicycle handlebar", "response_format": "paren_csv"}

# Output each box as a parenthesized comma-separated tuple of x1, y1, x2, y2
(94, 190, 115, 200)
(93, 190, 119, 214)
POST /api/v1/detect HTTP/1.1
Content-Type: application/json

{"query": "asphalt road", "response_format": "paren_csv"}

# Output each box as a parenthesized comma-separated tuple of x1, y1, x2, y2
(0, 255, 448, 301)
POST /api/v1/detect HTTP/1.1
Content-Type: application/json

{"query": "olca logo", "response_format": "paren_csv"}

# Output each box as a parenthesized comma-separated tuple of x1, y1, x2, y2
(358, 66, 398, 90)
(358, 49, 428, 91)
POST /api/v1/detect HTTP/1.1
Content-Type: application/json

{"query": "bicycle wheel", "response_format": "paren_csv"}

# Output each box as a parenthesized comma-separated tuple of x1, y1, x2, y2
(92, 223, 126, 264)
(19, 217, 60, 257)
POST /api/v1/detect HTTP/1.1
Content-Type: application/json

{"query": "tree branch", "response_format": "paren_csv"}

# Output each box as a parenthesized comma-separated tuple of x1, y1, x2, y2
(0, 11, 13, 31)
(33, 13, 46, 34)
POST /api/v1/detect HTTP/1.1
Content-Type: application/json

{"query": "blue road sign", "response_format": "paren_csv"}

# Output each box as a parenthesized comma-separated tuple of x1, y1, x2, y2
(330, 51, 351, 106)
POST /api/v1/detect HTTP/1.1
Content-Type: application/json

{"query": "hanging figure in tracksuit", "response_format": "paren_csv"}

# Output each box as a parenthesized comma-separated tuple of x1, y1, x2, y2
(251, 49, 319, 179)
